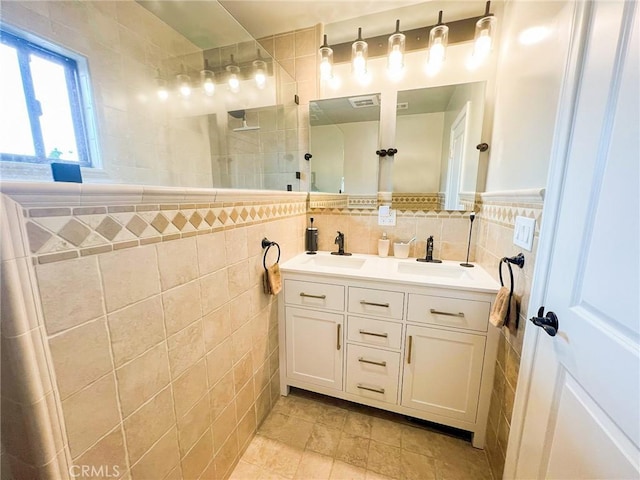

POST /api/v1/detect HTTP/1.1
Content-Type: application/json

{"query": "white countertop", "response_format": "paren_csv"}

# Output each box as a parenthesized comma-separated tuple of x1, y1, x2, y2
(280, 251, 501, 294)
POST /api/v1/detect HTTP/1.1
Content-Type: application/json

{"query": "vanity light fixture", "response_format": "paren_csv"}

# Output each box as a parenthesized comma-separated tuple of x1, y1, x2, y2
(426, 11, 449, 75)
(319, 34, 334, 81)
(469, 1, 497, 68)
(201, 60, 215, 96)
(226, 54, 240, 93)
(387, 19, 406, 75)
(351, 27, 368, 79)
(253, 49, 267, 89)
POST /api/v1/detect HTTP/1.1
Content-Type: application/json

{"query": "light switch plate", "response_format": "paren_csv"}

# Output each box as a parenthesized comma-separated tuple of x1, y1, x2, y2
(513, 216, 535, 251)
(378, 207, 396, 226)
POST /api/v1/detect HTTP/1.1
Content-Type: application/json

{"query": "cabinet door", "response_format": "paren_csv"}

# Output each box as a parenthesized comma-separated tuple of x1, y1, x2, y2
(402, 325, 485, 422)
(285, 307, 343, 391)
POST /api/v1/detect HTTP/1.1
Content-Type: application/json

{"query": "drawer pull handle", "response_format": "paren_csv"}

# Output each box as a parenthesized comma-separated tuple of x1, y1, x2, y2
(360, 300, 390, 308)
(357, 384, 385, 395)
(407, 335, 413, 364)
(300, 292, 327, 299)
(358, 329, 388, 338)
(337, 324, 342, 350)
(429, 309, 465, 318)
(358, 357, 387, 367)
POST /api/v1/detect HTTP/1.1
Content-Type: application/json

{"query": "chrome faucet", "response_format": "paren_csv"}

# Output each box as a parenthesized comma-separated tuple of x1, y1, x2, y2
(417, 235, 442, 263)
(331, 231, 352, 256)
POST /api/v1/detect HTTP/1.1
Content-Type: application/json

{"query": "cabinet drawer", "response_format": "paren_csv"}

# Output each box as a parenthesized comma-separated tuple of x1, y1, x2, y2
(347, 316, 402, 350)
(348, 287, 404, 319)
(285, 280, 345, 311)
(407, 294, 490, 332)
(346, 344, 400, 405)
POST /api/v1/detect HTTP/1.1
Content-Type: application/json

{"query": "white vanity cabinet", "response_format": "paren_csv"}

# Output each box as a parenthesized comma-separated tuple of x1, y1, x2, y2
(278, 258, 499, 448)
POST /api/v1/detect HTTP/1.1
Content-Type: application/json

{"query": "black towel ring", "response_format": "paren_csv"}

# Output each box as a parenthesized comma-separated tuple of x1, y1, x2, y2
(499, 253, 525, 328)
(262, 238, 280, 271)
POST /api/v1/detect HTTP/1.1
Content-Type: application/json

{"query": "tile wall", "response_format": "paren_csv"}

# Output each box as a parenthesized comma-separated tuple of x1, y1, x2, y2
(258, 25, 321, 193)
(474, 190, 544, 479)
(0, 186, 307, 479)
(307, 207, 479, 262)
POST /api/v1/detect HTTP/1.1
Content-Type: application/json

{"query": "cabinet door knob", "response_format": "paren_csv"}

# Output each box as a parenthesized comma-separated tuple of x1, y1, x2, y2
(407, 335, 413, 364)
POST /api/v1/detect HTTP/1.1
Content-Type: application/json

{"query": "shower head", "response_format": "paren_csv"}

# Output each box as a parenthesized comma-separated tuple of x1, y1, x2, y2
(229, 109, 260, 131)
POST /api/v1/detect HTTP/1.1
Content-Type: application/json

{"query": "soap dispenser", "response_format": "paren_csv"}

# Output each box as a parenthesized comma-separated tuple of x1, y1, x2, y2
(378, 232, 390, 257)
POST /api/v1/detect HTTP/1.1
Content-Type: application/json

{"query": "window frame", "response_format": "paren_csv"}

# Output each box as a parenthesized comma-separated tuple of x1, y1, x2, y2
(0, 28, 93, 167)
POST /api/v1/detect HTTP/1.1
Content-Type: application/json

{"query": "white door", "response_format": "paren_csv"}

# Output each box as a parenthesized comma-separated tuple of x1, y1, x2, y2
(444, 103, 469, 210)
(401, 324, 485, 423)
(285, 307, 344, 391)
(507, 2, 639, 478)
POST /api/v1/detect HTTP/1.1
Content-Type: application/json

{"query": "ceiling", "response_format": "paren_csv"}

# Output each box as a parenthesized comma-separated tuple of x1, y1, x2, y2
(138, 1, 493, 50)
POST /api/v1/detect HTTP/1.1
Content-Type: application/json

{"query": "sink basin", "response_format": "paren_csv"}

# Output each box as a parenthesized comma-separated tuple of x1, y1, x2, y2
(303, 255, 366, 270)
(397, 261, 472, 279)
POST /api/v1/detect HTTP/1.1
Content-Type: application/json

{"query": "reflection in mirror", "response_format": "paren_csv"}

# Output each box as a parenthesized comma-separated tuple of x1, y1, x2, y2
(309, 94, 380, 194)
(393, 82, 486, 210)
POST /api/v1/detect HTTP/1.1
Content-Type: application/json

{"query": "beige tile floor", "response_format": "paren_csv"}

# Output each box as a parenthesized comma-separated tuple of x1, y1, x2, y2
(230, 389, 493, 480)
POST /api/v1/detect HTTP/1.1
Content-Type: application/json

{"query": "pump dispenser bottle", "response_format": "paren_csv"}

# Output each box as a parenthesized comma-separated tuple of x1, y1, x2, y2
(378, 232, 390, 257)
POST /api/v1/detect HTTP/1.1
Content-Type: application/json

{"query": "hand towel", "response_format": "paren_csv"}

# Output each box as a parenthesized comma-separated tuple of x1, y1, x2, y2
(505, 294, 519, 335)
(264, 263, 282, 296)
(490, 286, 510, 328)
(490, 286, 520, 333)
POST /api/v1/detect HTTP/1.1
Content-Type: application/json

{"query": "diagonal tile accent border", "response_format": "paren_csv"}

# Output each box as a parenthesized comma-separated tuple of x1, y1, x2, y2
(22, 199, 307, 264)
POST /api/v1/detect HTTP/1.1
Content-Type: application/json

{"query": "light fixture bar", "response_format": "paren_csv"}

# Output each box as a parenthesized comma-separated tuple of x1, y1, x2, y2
(329, 13, 489, 64)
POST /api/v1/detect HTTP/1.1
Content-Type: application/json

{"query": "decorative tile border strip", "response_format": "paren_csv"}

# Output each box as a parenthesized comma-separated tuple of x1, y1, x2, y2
(391, 193, 443, 211)
(23, 200, 307, 264)
(308, 193, 348, 210)
(1, 184, 307, 264)
(478, 189, 545, 232)
(347, 195, 377, 209)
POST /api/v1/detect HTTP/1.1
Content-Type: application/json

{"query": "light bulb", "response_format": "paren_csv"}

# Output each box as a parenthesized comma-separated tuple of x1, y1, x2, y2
(388, 45, 403, 73)
(226, 62, 240, 93)
(320, 58, 332, 80)
(201, 70, 215, 96)
(253, 59, 267, 89)
(353, 52, 366, 77)
(351, 27, 368, 79)
(228, 74, 239, 92)
(157, 86, 168, 101)
(387, 20, 406, 75)
(177, 74, 191, 98)
(426, 20, 448, 75)
(255, 72, 266, 89)
(470, 15, 497, 66)
(319, 34, 334, 81)
(203, 78, 215, 95)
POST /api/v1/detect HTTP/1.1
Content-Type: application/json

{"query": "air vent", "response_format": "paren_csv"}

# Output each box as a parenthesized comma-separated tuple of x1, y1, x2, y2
(397, 102, 409, 110)
(348, 95, 379, 108)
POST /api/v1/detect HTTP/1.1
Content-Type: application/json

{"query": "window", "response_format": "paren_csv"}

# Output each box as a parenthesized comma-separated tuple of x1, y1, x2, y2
(0, 29, 93, 166)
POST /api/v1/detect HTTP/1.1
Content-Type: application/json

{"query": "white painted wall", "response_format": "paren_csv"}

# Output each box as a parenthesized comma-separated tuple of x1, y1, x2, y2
(485, 0, 574, 191)
(394, 113, 444, 192)
(341, 121, 380, 194)
(310, 125, 344, 192)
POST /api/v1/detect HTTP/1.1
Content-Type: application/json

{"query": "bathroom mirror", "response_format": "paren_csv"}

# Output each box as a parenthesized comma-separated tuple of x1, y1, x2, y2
(393, 82, 486, 210)
(309, 94, 381, 194)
